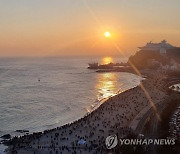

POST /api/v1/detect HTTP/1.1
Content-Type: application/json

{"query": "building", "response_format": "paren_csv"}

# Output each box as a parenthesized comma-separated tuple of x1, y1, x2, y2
(139, 40, 174, 54)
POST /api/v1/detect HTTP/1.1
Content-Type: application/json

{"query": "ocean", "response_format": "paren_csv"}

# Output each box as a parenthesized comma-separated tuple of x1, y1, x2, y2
(0, 57, 141, 153)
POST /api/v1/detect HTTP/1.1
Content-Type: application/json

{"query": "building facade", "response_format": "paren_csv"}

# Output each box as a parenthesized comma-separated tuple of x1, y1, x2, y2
(139, 40, 175, 54)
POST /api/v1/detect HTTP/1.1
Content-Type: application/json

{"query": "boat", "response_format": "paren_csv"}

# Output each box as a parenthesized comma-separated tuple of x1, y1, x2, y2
(88, 63, 99, 69)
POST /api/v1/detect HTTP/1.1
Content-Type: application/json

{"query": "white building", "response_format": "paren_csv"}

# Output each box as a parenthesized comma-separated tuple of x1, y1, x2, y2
(139, 40, 174, 54)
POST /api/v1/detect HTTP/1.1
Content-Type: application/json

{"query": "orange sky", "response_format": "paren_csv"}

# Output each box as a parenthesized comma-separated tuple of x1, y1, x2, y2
(0, 0, 180, 57)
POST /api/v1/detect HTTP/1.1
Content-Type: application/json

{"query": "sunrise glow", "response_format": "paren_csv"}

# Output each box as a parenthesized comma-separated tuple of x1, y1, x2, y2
(101, 56, 113, 64)
(0, 1, 179, 57)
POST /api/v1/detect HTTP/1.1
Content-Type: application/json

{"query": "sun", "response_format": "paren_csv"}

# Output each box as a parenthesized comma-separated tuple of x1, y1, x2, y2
(104, 31, 111, 38)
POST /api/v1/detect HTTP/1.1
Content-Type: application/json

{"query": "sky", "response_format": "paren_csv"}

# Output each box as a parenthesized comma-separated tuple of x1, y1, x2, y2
(0, 0, 180, 57)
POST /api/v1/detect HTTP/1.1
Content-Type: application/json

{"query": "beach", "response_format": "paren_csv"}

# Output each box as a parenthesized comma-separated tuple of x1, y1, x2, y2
(0, 57, 142, 154)
(5, 70, 169, 154)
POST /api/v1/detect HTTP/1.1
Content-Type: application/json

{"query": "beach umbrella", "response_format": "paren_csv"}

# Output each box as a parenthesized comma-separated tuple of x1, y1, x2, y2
(78, 139, 86, 145)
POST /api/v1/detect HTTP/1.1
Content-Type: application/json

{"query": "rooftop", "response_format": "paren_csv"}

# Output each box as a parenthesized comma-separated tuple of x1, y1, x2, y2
(139, 40, 175, 50)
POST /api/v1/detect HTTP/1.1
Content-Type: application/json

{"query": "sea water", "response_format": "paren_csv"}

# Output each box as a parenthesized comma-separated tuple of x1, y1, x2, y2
(0, 57, 142, 152)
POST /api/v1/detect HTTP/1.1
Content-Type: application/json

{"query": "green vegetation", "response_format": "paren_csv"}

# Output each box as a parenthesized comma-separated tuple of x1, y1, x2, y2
(167, 48, 180, 63)
(128, 49, 180, 69)
(128, 50, 168, 69)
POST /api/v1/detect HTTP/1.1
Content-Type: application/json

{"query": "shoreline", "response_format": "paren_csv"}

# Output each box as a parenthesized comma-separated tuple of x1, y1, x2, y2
(1, 73, 141, 152)
(86, 83, 141, 116)
(1, 74, 141, 138)
(4, 71, 170, 154)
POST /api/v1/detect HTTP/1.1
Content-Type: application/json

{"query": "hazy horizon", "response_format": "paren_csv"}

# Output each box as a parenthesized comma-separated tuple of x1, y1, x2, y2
(0, 0, 180, 57)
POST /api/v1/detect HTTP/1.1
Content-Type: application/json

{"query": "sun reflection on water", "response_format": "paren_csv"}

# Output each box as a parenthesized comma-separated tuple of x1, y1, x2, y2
(86, 57, 120, 113)
(96, 72, 118, 99)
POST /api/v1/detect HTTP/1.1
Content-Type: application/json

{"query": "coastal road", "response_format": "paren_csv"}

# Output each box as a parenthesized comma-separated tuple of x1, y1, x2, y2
(134, 108, 153, 134)
(132, 101, 166, 154)
(144, 103, 166, 154)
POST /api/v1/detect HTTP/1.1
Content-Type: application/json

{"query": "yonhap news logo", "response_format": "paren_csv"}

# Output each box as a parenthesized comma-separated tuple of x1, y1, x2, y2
(105, 135, 176, 149)
(105, 135, 118, 149)
(118, 138, 176, 145)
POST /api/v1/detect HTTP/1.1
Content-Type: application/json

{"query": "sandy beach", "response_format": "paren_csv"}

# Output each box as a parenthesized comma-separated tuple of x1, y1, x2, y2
(5, 71, 169, 154)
